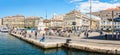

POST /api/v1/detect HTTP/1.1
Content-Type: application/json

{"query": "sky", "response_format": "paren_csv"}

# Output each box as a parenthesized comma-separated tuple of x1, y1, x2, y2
(0, 0, 120, 19)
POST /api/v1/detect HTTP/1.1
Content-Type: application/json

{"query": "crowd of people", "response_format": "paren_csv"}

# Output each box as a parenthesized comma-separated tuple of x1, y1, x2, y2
(10, 28, 120, 40)
(10, 28, 45, 42)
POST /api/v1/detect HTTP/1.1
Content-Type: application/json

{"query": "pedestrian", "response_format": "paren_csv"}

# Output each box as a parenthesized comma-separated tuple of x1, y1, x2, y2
(29, 34, 31, 38)
(68, 33, 70, 37)
(35, 30, 37, 39)
(31, 30, 33, 33)
(43, 33, 45, 37)
(86, 32, 89, 38)
(58, 31, 61, 36)
(84, 32, 86, 36)
(105, 34, 107, 40)
(100, 31, 103, 35)
(119, 32, 120, 39)
(24, 30, 27, 37)
(78, 32, 81, 37)
(116, 32, 118, 39)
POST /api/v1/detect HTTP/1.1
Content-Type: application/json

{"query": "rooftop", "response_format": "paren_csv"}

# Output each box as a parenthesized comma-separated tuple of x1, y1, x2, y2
(66, 9, 81, 15)
(104, 6, 120, 11)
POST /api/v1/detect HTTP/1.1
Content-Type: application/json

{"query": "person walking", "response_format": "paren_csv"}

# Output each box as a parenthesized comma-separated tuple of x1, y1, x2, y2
(35, 30, 37, 39)
(78, 32, 81, 37)
(84, 31, 89, 38)
(86, 32, 89, 38)
(119, 32, 120, 39)
(100, 31, 103, 36)
(84, 31, 86, 36)
(105, 34, 107, 40)
(116, 32, 118, 40)
(24, 30, 27, 37)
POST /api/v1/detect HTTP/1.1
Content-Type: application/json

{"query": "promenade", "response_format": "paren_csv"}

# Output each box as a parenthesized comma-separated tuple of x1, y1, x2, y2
(9, 29, 120, 54)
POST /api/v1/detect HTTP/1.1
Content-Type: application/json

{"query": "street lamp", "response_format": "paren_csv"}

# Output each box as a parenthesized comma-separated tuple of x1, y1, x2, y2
(112, 11, 114, 38)
(24, 17, 25, 28)
(33, 17, 35, 29)
(89, 0, 92, 30)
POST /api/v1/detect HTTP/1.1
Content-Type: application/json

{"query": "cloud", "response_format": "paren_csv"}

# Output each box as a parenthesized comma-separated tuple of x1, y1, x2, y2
(113, 0, 118, 2)
(72, 0, 120, 13)
(70, 0, 83, 3)
(110, 0, 118, 3)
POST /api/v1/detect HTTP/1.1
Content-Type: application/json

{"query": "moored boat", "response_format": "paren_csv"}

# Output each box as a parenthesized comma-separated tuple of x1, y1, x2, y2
(0, 27, 9, 32)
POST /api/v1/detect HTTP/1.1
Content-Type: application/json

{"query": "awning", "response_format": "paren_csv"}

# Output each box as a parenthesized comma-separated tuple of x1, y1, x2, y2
(108, 17, 120, 22)
(31, 28, 35, 30)
(116, 30, 120, 33)
(114, 17, 120, 22)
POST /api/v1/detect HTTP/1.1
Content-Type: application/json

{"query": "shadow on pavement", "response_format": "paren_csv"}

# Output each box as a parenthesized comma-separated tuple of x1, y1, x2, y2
(83, 34, 120, 41)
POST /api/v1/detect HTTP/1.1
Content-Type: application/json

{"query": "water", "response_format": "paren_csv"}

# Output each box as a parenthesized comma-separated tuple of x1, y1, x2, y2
(0, 33, 106, 55)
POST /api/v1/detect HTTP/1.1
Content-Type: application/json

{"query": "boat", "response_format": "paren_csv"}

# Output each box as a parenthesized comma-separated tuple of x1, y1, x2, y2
(0, 27, 9, 32)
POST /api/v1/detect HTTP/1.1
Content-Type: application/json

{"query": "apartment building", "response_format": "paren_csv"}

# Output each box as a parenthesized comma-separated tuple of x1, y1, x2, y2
(92, 6, 120, 30)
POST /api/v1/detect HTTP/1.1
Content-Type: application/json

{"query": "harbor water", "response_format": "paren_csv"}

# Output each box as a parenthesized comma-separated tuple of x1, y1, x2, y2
(0, 33, 106, 55)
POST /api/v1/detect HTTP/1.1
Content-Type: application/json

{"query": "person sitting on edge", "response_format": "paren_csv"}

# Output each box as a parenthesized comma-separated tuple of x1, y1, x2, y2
(40, 34, 45, 42)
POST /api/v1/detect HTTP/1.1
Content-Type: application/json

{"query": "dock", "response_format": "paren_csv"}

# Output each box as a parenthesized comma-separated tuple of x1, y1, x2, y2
(10, 33, 65, 49)
(10, 32, 120, 55)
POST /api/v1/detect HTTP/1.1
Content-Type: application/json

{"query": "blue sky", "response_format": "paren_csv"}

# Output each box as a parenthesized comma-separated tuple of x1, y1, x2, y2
(0, 0, 76, 18)
(0, 0, 120, 19)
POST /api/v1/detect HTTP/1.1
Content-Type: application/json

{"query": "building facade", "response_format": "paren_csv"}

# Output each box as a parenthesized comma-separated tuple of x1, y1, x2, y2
(25, 16, 43, 28)
(92, 6, 120, 30)
(63, 10, 99, 31)
(38, 18, 45, 31)
(43, 19, 51, 29)
(90, 19, 100, 30)
(50, 20, 63, 29)
(0, 19, 3, 26)
(2, 15, 25, 28)
(50, 14, 64, 30)
(63, 10, 90, 31)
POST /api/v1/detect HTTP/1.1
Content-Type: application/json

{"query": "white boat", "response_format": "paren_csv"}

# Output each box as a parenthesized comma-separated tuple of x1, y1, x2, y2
(0, 27, 9, 32)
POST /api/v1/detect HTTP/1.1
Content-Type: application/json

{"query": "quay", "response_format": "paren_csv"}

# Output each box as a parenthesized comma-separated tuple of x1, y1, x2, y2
(9, 32, 120, 55)
(10, 33, 65, 49)
(68, 39, 120, 54)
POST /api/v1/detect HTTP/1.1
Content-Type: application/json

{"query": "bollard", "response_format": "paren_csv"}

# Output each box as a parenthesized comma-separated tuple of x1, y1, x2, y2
(66, 39, 71, 43)
(64, 39, 71, 47)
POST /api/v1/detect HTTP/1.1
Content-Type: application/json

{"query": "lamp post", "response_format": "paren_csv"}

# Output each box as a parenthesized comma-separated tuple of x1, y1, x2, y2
(89, 0, 92, 30)
(34, 17, 35, 29)
(46, 10, 48, 28)
(24, 17, 25, 28)
(112, 11, 114, 38)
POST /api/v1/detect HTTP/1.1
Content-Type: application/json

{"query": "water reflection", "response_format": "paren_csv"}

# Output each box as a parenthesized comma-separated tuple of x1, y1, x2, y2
(35, 47, 106, 55)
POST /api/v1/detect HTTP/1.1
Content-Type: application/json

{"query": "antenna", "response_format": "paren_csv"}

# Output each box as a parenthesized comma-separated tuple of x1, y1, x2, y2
(46, 10, 47, 19)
